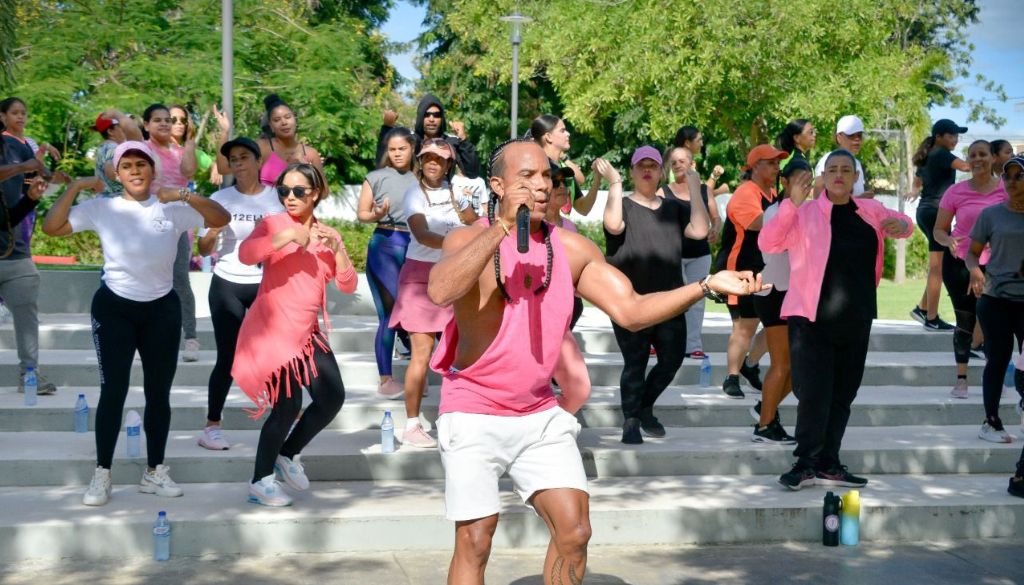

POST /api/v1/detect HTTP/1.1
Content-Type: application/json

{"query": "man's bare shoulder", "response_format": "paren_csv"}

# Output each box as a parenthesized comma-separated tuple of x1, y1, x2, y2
(557, 228, 603, 261)
(440, 223, 489, 253)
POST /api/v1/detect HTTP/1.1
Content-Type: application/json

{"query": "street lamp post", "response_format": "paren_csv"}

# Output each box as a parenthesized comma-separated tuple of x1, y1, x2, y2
(501, 13, 532, 140)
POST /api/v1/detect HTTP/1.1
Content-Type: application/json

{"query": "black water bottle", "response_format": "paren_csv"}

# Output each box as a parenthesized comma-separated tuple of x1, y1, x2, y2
(822, 491, 841, 547)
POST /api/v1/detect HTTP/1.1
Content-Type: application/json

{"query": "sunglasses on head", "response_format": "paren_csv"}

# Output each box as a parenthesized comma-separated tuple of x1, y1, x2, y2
(423, 111, 443, 119)
(276, 185, 314, 200)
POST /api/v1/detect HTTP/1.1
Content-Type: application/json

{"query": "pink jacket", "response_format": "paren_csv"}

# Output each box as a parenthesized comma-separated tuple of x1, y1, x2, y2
(758, 196, 913, 322)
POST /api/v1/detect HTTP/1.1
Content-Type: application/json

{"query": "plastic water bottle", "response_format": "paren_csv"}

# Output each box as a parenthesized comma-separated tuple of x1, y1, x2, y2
(840, 489, 861, 546)
(699, 356, 712, 388)
(381, 411, 395, 454)
(200, 254, 212, 273)
(153, 511, 171, 561)
(822, 491, 841, 546)
(74, 394, 89, 433)
(23, 367, 37, 407)
(1005, 362, 1016, 390)
(125, 410, 142, 458)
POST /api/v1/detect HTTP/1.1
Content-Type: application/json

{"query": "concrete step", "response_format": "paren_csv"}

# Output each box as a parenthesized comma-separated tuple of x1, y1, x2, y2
(1, 474, 1021, 561)
(3, 385, 1020, 433)
(0, 349, 986, 389)
(5, 424, 1021, 487)
(0, 312, 958, 353)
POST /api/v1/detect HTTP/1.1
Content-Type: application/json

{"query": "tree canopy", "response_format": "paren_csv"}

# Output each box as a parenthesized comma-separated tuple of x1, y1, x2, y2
(4, 0, 398, 185)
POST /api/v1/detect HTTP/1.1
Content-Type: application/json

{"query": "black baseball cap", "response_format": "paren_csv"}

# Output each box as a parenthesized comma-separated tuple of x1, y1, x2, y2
(220, 136, 262, 159)
(931, 119, 968, 136)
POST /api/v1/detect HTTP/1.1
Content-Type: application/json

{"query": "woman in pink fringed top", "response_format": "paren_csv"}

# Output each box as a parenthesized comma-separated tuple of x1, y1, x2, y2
(232, 162, 357, 507)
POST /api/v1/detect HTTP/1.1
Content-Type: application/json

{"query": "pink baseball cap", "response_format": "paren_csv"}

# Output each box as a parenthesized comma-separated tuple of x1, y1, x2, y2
(113, 140, 156, 168)
(630, 145, 662, 167)
(418, 138, 454, 160)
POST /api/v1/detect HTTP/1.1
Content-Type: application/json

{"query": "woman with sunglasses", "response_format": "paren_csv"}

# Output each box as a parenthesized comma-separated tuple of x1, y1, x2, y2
(194, 136, 283, 451)
(143, 103, 202, 362)
(255, 94, 323, 187)
(357, 127, 418, 400)
(932, 140, 1007, 402)
(389, 138, 477, 448)
(233, 163, 355, 507)
(42, 141, 230, 506)
(966, 156, 1024, 447)
(169, 105, 216, 188)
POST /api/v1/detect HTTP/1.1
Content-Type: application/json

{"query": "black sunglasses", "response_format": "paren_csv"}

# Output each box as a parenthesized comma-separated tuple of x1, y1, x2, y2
(170, 116, 189, 125)
(423, 111, 443, 119)
(276, 185, 313, 199)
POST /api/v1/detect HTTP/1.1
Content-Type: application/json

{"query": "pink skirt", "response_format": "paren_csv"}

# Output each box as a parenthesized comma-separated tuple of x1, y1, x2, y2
(389, 259, 454, 334)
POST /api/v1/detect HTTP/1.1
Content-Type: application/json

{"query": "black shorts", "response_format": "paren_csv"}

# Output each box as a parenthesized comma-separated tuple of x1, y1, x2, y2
(753, 287, 788, 328)
(728, 295, 758, 320)
(915, 205, 946, 253)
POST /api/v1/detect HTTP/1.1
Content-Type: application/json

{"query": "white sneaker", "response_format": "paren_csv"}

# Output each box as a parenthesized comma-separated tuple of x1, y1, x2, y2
(419, 413, 432, 433)
(83, 467, 112, 506)
(376, 379, 404, 400)
(198, 426, 230, 450)
(950, 379, 969, 399)
(979, 422, 1012, 444)
(274, 455, 309, 491)
(182, 338, 200, 362)
(140, 464, 184, 497)
(401, 424, 437, 448)
(248, 475, 293, 507)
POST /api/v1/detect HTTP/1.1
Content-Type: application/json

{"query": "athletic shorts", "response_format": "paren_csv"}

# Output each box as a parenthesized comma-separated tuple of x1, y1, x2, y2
(727, 295, 758, 320)
(915, 205, 946, 253)
(754, 287, 788, 328)
(437, 406, 588, 521)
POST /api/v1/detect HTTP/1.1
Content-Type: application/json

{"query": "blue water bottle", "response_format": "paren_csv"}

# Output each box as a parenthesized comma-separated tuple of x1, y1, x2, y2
(23, 367, 37, 407)
(153, 511, 171, 561)
(840, 490, 861, 546)
(74, 394, 89, 433)
(699, 356, 712, 388)
(1005, 362, 1016, 390)
(381, 411, 395, 454)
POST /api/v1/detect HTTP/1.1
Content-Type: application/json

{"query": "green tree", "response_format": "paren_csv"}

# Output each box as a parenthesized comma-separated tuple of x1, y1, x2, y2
(7, 0, 397, 186)
(413, 0, 1005, 177)
(0, 0, 14, 88)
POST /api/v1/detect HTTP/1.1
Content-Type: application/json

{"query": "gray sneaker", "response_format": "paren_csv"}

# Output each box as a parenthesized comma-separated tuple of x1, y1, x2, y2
(18, 371, 57, 395)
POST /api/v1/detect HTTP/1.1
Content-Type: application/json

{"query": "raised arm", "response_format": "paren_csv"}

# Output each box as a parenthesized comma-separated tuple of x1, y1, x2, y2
(212, 105, 232, 176)
(156, 187, 229, 228)
(42, 176, 105, 236)
(682, 169, 709, 240)
(562, 231, 766, 331)
(596, 158, 625, 235)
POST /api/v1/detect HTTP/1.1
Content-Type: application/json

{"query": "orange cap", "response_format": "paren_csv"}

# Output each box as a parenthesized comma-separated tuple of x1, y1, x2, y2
(743, 144, 788, 171)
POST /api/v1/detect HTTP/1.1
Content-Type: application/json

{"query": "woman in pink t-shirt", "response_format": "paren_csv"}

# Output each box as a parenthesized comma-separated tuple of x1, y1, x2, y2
(933, 140, 1008, 399)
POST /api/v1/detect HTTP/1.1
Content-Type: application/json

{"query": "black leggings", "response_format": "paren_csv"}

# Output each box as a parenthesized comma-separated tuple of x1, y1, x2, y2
(91, 286, 181, 469)
(789, 317, 872, 472)
(976, 295, 1024, 420)
(612, 314, 686, 420)
(252, 339, 345, 482)
(207, 274, 259, 422)
(941, 253, 979, 365)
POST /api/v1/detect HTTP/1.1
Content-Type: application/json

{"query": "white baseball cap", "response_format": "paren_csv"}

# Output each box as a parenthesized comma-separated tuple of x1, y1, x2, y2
(835, 115, 865, 136)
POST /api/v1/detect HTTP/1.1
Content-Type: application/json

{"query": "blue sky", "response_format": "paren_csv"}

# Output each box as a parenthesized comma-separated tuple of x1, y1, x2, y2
(381, 0, 1023, 139)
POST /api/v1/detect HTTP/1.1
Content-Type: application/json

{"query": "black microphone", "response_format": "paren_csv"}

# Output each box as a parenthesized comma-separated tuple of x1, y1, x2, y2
(516, 204, 530, 253)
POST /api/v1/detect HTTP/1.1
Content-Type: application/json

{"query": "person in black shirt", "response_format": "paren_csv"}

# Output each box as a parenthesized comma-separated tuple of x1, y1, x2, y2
(603, 146, 708, 444)
(908, 119, 971, 331)
(375, 95, 480, 179)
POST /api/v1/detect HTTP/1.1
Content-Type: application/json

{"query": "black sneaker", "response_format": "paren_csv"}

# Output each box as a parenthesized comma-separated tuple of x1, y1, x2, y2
(638, 410, 666, 438)
(923, 317, 954, 331)
(815, 465, 868, 488)
(778, 465, 816, 491)
(740, 359, 763, 391)
(909, 305, 927, 325)
(722, 375, 744, 399)
(621, 417, 643, 445)
(1009, 476, 1024, 499)
(752, 421, 796, 444)
(749, 401, 781, 426)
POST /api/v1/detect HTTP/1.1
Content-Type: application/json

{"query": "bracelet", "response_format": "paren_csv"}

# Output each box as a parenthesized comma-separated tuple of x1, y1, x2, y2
(608, 180, 623, 186)
(700, 275, 726, 303)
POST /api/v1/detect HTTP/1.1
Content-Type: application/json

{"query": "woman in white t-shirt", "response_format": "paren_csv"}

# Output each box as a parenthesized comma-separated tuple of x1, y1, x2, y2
(195, 137, 283, 451)
(389, 139, 477, 448)
(42, 141, 230, 507)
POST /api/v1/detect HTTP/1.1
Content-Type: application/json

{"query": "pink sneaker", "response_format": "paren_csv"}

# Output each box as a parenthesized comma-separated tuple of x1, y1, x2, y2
(401, 424, 437, 448)
(377, 379, 404, 400)
(950, 379, 969, 399)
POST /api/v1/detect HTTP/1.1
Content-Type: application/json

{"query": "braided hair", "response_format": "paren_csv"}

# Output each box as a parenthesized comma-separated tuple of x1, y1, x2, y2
(487, 138, 555, 303)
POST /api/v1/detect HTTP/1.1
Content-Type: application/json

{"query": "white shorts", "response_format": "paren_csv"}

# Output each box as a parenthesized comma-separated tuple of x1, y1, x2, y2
(437, 406, 589, 522)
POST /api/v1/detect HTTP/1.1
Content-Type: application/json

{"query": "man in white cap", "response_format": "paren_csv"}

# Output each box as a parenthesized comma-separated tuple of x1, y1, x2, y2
(815, 115, 873, 198)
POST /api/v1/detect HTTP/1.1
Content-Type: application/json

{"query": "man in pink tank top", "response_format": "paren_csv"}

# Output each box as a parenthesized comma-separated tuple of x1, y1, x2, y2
(428, 140, 766, 585)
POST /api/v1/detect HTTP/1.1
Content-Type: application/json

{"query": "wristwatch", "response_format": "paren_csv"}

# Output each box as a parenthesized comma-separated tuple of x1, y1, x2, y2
(700, 275, 726, 303)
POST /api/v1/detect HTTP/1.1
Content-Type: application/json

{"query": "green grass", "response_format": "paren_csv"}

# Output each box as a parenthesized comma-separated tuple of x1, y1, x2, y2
(705, 278, 954, 321)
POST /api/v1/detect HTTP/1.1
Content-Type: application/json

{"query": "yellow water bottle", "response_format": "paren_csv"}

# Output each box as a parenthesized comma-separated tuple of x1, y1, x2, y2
(840, 490, 860, 545)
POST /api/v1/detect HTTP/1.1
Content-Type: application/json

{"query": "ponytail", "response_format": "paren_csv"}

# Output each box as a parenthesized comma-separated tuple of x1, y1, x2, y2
(911, 136, 936, 168)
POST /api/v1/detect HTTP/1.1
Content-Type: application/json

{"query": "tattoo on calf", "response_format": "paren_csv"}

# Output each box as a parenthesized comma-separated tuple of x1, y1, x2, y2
(550, 556, 583, 585)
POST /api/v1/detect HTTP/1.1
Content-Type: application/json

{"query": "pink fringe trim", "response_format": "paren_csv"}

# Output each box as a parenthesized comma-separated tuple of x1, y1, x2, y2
(244, 329, 331, 419)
